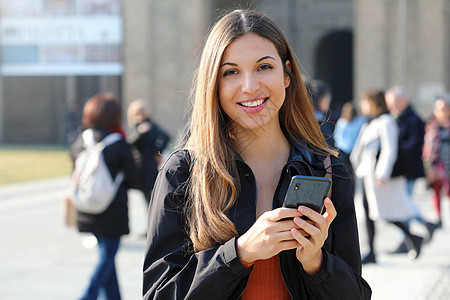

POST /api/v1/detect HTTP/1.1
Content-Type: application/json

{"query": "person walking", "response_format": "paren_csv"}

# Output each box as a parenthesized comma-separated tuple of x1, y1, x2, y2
(423, 96, 450, 228)
(385, 86, 425, 194)
(143, 9, 371, 299)
(385, 86, 438, 252)
(70, 93, 140, 300)
(351, 89, 423, 264)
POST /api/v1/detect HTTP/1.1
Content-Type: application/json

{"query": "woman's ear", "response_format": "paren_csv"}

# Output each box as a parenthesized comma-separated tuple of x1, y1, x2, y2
(284, 60, 291, 89)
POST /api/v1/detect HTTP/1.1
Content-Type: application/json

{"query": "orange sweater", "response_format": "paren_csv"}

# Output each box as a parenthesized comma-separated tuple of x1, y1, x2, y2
(241, 255, 291, 300)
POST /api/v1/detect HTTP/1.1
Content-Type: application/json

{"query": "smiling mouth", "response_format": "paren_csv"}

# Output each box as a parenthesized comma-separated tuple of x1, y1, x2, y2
(238, 98, 268, 107)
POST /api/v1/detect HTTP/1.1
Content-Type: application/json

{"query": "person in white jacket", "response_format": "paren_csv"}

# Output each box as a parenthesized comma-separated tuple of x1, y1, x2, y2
(351, 89, 423, 264)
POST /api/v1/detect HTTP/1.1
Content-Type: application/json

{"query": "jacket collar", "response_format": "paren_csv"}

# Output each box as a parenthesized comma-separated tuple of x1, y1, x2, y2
(288, 136, 329, 164)
(288, 137, 312, 163)
(287, 137, 330, 177)
(397, 105, 413, 121)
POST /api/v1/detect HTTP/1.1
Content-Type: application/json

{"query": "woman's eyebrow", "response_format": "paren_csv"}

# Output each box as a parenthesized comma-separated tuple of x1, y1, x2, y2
(220, 55, 276, 68)
(220, 62, 237, 68)
(257, 55, 276, 63)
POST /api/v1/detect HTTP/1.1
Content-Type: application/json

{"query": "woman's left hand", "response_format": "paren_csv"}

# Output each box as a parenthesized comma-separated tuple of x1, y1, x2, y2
(291, 197, 337, 275)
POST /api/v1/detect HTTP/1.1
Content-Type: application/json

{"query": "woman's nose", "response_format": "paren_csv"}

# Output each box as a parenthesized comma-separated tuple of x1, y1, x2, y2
(241, 72, 260, 94)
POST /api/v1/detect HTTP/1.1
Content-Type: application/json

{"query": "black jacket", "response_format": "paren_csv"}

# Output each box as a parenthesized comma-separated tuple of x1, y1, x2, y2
(391, 105, 425, 179)
(142, 141, 371, 299)
(71, 128, 140, 238)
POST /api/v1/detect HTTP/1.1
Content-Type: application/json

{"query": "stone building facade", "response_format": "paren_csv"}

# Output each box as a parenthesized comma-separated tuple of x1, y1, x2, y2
(355, 0, 450, 115)
(0, 0, 448, 144)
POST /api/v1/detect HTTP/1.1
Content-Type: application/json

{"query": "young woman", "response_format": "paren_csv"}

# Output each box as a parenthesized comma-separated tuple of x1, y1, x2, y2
(143, 10, 371, 299)
(351, 90, 423, 264)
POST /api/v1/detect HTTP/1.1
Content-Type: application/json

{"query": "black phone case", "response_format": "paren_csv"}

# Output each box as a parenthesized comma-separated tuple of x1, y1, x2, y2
(282, 175, 332, 212)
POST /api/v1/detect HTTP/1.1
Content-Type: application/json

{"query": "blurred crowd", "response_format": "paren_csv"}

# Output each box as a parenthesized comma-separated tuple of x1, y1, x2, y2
(305, 80, 449, 264)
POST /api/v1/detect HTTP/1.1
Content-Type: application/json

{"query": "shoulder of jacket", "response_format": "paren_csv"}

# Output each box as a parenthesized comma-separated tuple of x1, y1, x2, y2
(330, 154, 352, 179)
(375, 114, 396, 126)
(160, 149, 191, 173)
(156, 149, 191, 192)
(103, 135, 127, 149)
(378, 113, 393, 120)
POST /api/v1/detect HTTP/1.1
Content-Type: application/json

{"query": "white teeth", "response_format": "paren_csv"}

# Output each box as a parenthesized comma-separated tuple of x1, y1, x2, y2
(240, 99, 265, 107)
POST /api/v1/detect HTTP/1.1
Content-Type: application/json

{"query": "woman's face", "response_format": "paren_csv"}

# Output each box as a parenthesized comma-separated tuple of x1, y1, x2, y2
(359, 97, 372, 116)
(434, 98, 450, 125)
(133, 108, 147, 124)
(218, 33, 290, 133)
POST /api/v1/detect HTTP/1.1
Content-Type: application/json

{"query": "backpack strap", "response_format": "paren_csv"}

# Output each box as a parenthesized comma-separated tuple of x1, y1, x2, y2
(323, 155, 332, 198)
(100, 132, 123, 147)
(82, 129, 123, 149)
(80, 130, 125, 183)
(101, 132, 125, 183)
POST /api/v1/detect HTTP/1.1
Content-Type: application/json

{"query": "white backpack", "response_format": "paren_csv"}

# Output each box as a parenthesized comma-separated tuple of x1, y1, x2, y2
(70, 129, 125, 214)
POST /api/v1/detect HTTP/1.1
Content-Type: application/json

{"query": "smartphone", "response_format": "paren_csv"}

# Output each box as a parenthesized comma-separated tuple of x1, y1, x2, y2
(282, 175, 332, 214)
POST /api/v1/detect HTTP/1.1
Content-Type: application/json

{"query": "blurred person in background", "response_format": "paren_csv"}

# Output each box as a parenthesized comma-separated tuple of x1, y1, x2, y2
(306, 79, 336, 147)
(70, 93, 140, 300)
(385, 86, 425, 195)
(126, 99, 171, 203)
(351, 89, 423, 264)
(385, 86, 438, 254)
(334, 101, 366, 167)
(334, 101, 366, 197)
(423, 96, 450, 228)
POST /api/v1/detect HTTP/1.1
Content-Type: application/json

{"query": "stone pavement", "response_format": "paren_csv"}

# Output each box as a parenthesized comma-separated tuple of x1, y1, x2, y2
(356, 179, 450, 300)
(0, 177, 449, 299)
(0, 177, 148, 300)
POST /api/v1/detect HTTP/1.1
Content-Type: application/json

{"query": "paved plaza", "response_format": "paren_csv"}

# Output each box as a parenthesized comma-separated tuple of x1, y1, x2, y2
(0, 177, 449, 299)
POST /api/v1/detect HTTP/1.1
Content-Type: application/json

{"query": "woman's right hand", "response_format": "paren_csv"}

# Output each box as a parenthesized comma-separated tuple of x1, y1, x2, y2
(236, 207, 303, 264)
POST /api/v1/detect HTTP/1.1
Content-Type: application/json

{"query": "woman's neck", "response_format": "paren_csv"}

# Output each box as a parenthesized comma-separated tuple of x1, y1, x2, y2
(234, 124, 290, 165)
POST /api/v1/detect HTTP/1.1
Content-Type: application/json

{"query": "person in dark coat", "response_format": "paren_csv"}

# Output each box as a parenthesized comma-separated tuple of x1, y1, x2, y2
(70, 93, 140, 300)
(385, 86, 426, 192)
(143, 9, 371, 299)
(126, 99, 171, 202)
(305, 79, 336, 148)
(385, 86, 438, 253)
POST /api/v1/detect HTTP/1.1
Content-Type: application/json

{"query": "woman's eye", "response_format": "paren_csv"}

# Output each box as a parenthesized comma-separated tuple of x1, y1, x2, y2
(223, 69, 238, 76)
(258, 64, 273, 71)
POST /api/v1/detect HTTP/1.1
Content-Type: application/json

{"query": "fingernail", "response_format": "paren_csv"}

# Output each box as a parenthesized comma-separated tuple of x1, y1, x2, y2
(294, 216, 304, 224)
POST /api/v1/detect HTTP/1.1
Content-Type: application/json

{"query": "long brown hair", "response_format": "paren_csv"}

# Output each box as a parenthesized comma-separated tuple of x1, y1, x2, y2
(184, 9, 336, 252)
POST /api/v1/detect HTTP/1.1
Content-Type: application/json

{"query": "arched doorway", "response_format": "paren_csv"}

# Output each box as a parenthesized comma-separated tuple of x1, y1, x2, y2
(314, 30, 353, 111)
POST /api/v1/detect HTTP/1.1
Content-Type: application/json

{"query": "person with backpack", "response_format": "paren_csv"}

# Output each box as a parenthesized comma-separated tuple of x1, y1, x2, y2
(70, 93, 140, 300)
